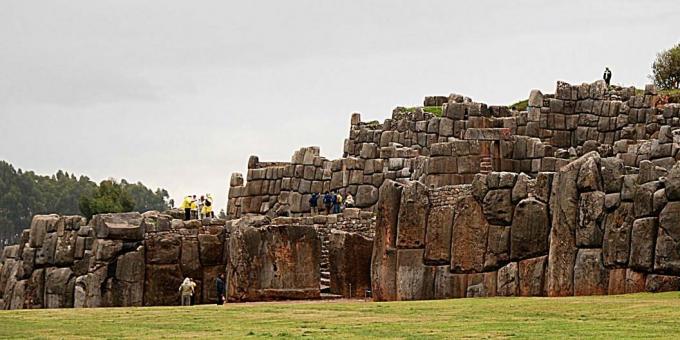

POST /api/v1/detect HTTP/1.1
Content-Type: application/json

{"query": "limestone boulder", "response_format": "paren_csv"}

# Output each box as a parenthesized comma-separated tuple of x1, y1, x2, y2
(145, 233, 181, 264)
(396, 249, 435, 301)
(91, 212, 144, 241)
(44, 267, 75, 308)
(665, 161, 680, 200)
(424, 206, 454, 264)
(451, 196, 489, 273)
(355, 185, 379, 208)
(510, 198, 549, 260)
(113, 247, 144, 306)
(29, 215, 59, 248)
(484, 225, 510, 270)
(645, 274, 680, 292)
(518, 256, 547, 296)
(497, 262, 519, 296)
(371, 180, 403, 301)
(482, 189, 514, 225)
(433, 267, 467, 299)
(198, 234, 224, 266)
(654, 202, 680, 274)
(466, 272, 497, 298)
(574, 249, 608, 296)
(329, 231, 373, 298)
(227, 225, 320, 302)
(602, 202, 633, 267)
(180, 238, 201, 278)
(396, 181, 429, 248)
(576, 191, 605, 247)
(143, 264, 183, 306)
(629, 217, 658, 272)
(548, 152, 599, 297)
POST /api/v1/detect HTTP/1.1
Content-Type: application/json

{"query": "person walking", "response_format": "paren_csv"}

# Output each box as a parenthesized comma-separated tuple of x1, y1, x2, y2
(179, 278, 193, 306)
(180, 195, 192, 221)
(309, 192, 319, 215)
(216, 274, 226, 305)
(323, 191, 333, 215)
(603, 67, 612, 86)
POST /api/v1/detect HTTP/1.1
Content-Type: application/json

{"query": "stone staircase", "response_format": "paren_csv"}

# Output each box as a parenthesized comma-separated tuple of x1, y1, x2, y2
(480, 156, 493, 174)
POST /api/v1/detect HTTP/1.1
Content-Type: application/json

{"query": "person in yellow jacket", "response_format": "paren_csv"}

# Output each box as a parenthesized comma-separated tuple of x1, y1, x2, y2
(202, 194, 214, 218)
(190, 195, 198, 220)
(180, 195, 192, 221)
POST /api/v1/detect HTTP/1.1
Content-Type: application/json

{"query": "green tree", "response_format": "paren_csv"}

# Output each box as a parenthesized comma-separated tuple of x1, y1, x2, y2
(79, 179, 135, 219)
(651, 43, 680, 90)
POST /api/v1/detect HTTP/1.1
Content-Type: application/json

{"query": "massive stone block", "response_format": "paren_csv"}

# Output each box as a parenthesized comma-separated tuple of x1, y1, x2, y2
(29, 215, 59, 248)
(510, 198, 549, 260)
(113, 247, 145, 307)
(576, 191, 605, 247)
(424, 206, 454, 264)
(198, 234, 224, 266)
(485, 225, 510, 270)
(396, 181, 429, 248)
(355, 185, 379, 208)
(145, 233, 181, 264)
(497, 262, 519, 296)
(451, 196, 489, 273)
(329, 230, 372, 298)
(371, 180, 403, 301)
(180, 238, 201, 278)
(602, 202, 633, 267)
(654, 202, 680, 274)
(548, 152, 599, 297)
(144, 264, 183, 306)
(482, 189, 514, 225)
(629, 217, 658, 272)
(91, 212, 145, 241)
(518, 256, 547, 296)
(574, 249, 608, 296)
(645, 274, 680, 292)
(433, 267, 467, 299)
(466, 272, 497, 298)
(44, 267, 75, 308)
(227, 224, 320, 302)
(396, 249, 435, 300)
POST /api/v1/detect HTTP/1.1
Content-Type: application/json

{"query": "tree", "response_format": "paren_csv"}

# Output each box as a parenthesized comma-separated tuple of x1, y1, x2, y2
(651, 43, 680, 90)
(79, 180, 135, 219)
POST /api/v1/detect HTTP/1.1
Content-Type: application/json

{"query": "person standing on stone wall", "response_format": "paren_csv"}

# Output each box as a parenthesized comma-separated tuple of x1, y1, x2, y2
(190, 195, 198, 219)
(179, 278, 193, 306)
(202, 194, 213, 218)
(309, 192, 319, 215)
(603, 67, 612, 86)
(323, 191, 333, 214)
(345, 193, 355, 208)
(216, 274, 226, 305)
(180, 195, 192, 221)
(334, 192, 343, 214)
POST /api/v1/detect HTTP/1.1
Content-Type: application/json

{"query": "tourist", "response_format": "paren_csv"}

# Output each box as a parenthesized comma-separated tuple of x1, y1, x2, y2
(180, 195, 192, 221)
(603, 67, 612, 86)
(334, 192, 343, 214)
(179, 278, 193, 306)
(216, 274, 226, 305)
(189, 278, 197, 305)
(309, 192, 319, 215)
(345, 193, 355, 208)
(202, 194, 213, 218)
(190, 195, 198, 219)
(323, 191, 333, 214)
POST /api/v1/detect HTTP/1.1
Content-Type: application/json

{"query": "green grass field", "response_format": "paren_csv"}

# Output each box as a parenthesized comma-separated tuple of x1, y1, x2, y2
(1, 292, 679, 339)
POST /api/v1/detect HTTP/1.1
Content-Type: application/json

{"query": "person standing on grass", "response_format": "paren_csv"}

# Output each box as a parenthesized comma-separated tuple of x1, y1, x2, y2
(189, 278, 197, 305)
(216, 274, 226, 305)
(179, 278, 193, 306)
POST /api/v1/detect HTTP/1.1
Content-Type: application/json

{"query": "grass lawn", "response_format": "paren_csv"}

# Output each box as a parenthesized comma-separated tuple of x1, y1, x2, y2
(1, 292, 680, 339)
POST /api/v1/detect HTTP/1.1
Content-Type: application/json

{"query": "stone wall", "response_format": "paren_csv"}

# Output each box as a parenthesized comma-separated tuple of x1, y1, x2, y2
(371, 148, 680, 301)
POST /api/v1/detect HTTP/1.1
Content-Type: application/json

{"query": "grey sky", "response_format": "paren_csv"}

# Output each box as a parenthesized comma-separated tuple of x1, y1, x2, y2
(1, 0, 678, 211)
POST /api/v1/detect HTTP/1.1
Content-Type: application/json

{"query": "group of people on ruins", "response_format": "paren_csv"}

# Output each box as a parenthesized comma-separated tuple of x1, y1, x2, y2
(309, 191, 354, 215)
(179, 274, 226, 306)
(179, 194, 214, 221)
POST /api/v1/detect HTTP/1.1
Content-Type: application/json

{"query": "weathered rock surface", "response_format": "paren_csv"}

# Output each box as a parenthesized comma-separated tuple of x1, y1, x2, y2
(329, 230, 372, 298)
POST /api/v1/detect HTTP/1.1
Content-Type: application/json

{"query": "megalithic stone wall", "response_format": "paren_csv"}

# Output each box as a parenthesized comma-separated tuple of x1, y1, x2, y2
(371, 150, 680, 301)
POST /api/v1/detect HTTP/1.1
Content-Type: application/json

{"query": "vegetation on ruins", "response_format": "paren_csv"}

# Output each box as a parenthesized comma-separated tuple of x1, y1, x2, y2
(1, 292, 679, 338)
(0, 160, 169, 245)
(651, 42, 680, 90)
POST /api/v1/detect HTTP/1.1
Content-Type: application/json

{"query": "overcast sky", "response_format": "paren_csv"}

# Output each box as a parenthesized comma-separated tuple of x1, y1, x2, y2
(1, 0, 678, 211)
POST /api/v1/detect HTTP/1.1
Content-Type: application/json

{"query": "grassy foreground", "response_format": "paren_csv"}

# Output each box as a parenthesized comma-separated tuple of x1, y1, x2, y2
(1, 293, 680, 339)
